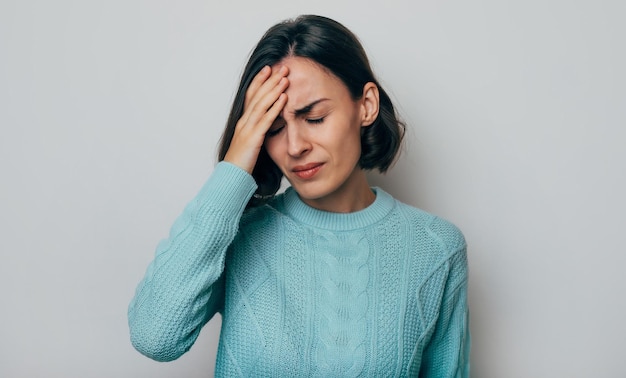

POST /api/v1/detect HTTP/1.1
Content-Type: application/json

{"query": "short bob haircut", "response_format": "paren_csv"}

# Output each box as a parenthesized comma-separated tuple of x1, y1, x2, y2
(218, 15, 405, 206)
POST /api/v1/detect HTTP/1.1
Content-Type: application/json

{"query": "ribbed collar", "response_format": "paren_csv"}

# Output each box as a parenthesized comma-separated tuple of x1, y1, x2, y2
(278, 187, 396, 231)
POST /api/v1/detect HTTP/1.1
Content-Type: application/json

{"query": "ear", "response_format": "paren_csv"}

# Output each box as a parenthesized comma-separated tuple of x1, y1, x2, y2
(360, 82, 380, 127)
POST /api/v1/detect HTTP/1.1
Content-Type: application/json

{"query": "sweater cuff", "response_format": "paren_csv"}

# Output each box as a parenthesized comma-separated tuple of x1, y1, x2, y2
(196, 161, 258, 216)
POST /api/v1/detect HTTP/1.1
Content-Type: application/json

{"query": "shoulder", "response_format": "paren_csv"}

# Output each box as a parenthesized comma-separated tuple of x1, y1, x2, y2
(392, 197, 466, 256)
(390, 198, 468, 294)
(238, 192, 289, 233)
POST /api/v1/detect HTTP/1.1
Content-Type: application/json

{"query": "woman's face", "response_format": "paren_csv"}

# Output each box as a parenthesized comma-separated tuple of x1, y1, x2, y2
(264, 56, 377, 212)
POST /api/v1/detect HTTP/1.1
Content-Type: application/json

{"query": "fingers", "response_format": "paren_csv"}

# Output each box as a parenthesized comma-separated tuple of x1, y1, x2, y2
(240, 65, 289, 131)
(244, 65, 271, 110)
(243, 65, 289, 116)
(244, 77, 288, 128)
(223, 65, 289, 173)
(259, 92, 287, 129)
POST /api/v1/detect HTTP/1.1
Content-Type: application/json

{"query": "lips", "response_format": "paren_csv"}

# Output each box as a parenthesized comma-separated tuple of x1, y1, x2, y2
(291, 162, 324, 179)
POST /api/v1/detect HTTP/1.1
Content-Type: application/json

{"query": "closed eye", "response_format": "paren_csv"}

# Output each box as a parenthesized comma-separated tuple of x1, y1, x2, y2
(306, 117, 325, 124)
(266, 125, 284, 137)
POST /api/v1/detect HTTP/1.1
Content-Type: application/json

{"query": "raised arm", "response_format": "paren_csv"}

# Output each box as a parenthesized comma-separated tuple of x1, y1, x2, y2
(128, 162, 256, 361)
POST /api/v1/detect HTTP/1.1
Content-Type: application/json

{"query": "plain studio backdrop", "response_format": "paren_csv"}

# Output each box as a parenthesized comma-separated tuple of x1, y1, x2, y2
(1, 0, 624, 377)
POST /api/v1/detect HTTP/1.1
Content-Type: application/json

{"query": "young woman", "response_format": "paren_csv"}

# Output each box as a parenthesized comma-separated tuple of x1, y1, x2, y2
(129, 15, 470, 377)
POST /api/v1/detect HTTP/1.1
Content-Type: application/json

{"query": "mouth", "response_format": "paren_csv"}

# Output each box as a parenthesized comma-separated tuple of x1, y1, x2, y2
(291, 162, 324, 179)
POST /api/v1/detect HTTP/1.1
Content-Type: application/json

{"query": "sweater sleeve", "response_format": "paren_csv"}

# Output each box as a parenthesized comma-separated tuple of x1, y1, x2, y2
(420, 241, 470, 377)
(128, 161, 257, 362)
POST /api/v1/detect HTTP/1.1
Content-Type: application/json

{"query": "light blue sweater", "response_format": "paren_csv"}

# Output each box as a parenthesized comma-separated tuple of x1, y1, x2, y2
(128, 162, 470, 377)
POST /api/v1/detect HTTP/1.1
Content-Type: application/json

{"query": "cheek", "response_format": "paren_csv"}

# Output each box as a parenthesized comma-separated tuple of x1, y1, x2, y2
(340, 117, 364, 148)
(344, 127, 364, 162)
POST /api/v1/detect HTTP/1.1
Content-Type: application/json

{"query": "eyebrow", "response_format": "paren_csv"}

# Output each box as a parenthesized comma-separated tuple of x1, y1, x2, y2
(292, 99, 329, 117)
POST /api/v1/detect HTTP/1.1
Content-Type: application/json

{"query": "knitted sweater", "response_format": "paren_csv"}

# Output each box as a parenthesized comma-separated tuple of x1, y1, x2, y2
(128, 162, 470, 377)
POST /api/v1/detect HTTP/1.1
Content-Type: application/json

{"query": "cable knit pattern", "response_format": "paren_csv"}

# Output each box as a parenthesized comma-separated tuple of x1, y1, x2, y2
(373, 213, 407, 375)
(278, 219, 310, 374)
(314, 233, 369, 377)
(128, 162, 470, 377)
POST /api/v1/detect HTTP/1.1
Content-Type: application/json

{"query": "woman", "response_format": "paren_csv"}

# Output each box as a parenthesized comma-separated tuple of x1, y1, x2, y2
(129, 14, 470, 377)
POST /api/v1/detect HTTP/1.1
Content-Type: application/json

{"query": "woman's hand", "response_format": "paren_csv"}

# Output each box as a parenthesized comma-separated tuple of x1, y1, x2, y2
(224, 65, 289, 173)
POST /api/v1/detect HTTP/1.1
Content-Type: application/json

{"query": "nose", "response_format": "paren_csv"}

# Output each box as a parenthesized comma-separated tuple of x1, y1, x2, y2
(286, 125, 311, 157)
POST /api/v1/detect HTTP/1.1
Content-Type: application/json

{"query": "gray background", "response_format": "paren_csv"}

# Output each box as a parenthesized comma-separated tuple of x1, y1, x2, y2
(1, 0, 625, 377)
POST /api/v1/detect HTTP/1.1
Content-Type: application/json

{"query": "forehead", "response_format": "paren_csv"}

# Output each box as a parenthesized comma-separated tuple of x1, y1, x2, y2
(273, 56, 350, 107)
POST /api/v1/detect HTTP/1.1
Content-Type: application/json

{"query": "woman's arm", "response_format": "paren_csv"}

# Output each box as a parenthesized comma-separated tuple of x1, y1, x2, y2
(419, 246, 470, 377)
(128, 162, 257, 362)
(128, 64, 288, 362)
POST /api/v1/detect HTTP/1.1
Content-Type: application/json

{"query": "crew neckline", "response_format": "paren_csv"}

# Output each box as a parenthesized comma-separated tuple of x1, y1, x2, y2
(278, 187, 396, 231)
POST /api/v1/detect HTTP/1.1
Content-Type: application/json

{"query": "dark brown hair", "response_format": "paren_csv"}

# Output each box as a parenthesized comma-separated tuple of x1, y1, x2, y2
(218, 15, 405, 206)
